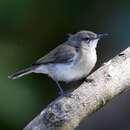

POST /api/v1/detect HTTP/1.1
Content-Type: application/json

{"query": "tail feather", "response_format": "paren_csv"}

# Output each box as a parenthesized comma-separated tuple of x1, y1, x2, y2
(8, 67, 35, 80)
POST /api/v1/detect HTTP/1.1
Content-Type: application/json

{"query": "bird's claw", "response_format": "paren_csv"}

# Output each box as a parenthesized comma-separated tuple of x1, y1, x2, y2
(85, 78, 94, 82)
(59, 91, 72, 97)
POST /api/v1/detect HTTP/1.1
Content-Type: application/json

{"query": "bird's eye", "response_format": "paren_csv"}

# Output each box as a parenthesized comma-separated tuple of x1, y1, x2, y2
(82, 37, 90, 41)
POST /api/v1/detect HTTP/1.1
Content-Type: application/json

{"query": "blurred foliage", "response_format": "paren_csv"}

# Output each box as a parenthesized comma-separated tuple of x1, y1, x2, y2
(0, 0, 130, 130)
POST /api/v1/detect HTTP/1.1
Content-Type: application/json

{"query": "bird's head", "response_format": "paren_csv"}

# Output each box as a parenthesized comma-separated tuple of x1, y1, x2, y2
(68, 30, 108, 48)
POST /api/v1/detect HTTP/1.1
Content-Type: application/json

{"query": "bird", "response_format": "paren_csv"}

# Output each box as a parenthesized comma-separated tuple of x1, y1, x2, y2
(8, 30, 108, 96)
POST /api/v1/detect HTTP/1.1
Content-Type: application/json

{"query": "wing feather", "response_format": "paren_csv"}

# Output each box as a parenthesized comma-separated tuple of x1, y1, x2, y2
(32, 44, 78, 65)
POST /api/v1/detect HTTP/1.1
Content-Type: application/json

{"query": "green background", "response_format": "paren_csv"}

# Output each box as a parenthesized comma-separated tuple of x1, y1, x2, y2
(1, 0, 130, 130)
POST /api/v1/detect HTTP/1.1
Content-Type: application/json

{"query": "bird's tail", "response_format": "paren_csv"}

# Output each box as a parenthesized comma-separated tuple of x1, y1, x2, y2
(8, 66, 35, 80)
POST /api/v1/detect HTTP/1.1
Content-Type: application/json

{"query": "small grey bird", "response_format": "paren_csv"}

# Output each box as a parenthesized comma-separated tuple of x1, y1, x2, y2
(8, 30, 107, 96)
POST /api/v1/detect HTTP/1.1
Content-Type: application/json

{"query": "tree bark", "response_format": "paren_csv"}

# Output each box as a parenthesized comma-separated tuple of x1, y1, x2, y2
(23, 47, 130, 130)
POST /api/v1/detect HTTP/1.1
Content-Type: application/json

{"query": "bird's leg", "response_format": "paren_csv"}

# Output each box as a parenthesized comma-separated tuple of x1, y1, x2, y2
(55, 80, 71, 96)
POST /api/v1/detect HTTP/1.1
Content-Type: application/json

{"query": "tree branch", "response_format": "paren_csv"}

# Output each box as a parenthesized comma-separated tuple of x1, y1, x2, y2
(23, 47, 130, 130)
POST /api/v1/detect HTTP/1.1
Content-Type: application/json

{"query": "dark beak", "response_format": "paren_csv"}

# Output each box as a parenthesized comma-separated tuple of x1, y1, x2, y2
(94, 33, 108, 40)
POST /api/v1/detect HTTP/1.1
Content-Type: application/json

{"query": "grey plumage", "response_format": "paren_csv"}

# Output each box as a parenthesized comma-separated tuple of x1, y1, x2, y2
(32, 44, 77, 65)
(32, 31, 97, 65)
(8, 66, 35, 79)
(8, 30, 107, 95)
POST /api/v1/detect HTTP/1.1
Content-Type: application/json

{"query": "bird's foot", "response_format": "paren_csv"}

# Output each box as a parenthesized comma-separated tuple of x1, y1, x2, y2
(85, 77, 94, 83)
(59, 91, 72, 97)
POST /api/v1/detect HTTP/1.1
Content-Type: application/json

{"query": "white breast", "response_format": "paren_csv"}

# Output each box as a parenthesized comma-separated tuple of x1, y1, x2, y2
(35, 47, 96, 82)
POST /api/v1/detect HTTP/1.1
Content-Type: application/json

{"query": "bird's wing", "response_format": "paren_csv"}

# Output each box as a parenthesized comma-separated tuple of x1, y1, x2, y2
(32, 44, 78, 65)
